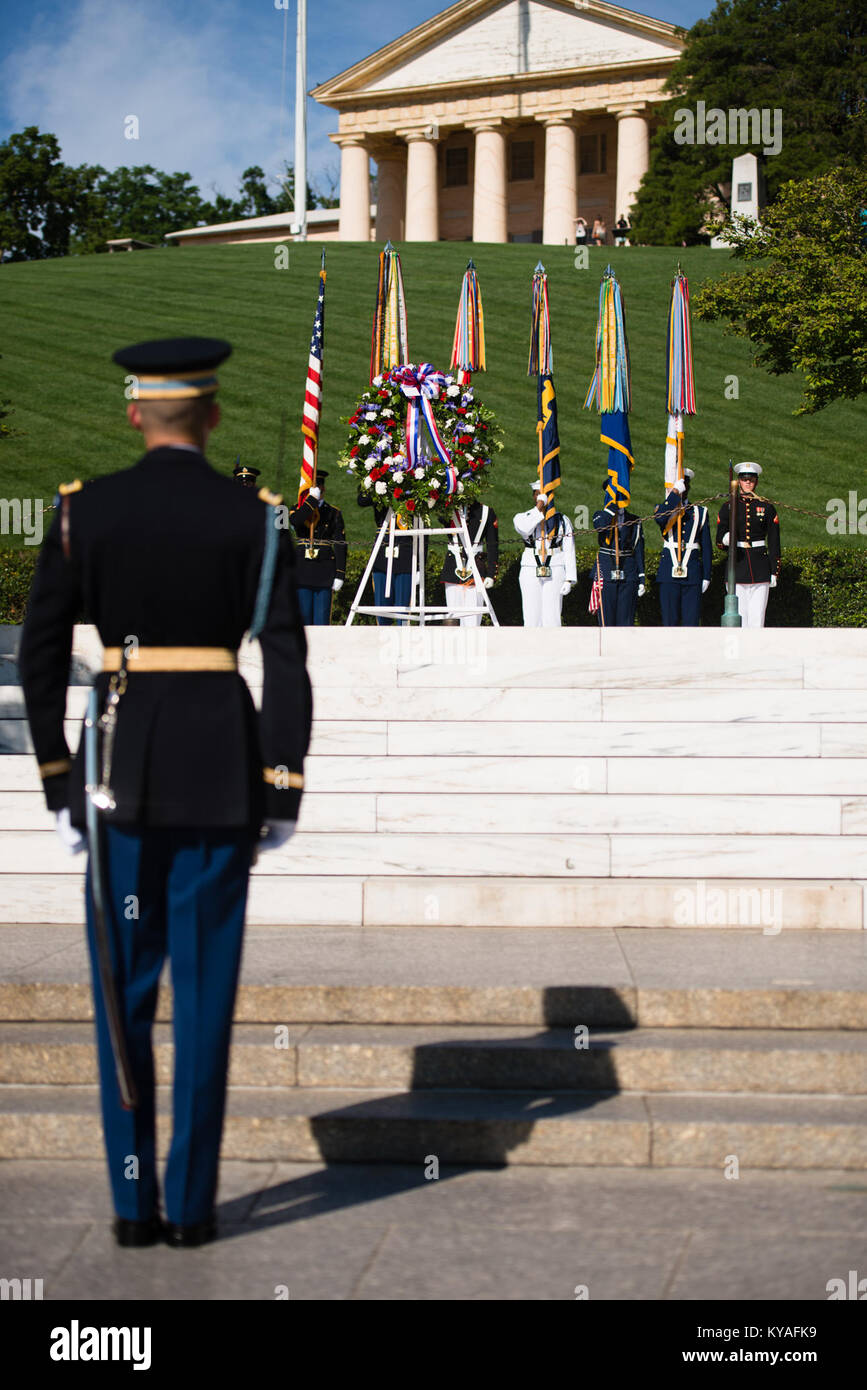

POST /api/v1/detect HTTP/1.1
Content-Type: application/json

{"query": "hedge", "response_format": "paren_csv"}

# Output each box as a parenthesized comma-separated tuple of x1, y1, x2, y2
(3, 542, 866, 627)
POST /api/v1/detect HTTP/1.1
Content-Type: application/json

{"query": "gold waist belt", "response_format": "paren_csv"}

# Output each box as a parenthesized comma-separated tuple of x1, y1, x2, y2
(102, 646, 237, 673)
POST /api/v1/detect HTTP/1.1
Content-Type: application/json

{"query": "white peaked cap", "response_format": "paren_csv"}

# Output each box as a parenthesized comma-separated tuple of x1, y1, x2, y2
(734, 461, 763, 476)
(683, 468, 694, 479)
(531, 479, 544, 492)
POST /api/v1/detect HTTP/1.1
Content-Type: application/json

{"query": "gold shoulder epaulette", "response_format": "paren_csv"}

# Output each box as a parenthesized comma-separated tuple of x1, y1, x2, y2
(258, 487, 283, 506)
(58, 480, 83, 496)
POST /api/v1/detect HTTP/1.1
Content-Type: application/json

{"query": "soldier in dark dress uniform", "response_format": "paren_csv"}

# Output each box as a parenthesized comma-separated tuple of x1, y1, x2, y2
(440, 500, 498, 626)
(654, 468, 712, 626)
(18, 339, 312, 1249)
(591, 483, 646, 627)
(289, 470, 347, 625)
(357, 494, 425, 625)
(233, 458, 260, 488)
(716, 462, 781, 628)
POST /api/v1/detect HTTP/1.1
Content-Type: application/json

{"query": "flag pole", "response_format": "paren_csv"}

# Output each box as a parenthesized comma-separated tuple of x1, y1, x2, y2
(294, 0, 308, 243)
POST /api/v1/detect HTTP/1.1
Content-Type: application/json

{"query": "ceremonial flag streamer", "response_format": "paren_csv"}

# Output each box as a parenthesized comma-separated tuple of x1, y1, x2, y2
(450, 260, 486, 386)
(370, 241, 409, 384)
(528, 262, 552, 377)
(297, 249, 326, 508)
(663, 268, 697, 536)
(584, 268, 633, 518)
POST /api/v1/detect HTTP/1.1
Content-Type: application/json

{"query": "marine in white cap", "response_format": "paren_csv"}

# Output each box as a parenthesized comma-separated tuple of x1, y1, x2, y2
(654, 468, 713, 626)
(513, 480, 577, 627)
(716, 463, 781, 628)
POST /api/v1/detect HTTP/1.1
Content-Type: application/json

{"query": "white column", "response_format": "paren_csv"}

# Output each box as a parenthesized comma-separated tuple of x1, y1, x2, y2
(336, 138, 370, 242)
(375, 155, 406, 242)
(614, 109, 650, 223)
(470, 122, 507, 244)
(404, 135, 439, 241)
(541, 118, 577, 245)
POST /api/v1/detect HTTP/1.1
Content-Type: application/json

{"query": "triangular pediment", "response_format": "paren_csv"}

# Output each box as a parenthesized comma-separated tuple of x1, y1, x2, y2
(313, 0, 682, 103)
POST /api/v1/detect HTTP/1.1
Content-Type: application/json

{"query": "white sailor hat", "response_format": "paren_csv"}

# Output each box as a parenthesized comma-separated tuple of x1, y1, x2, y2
(734, 461, 762, 477)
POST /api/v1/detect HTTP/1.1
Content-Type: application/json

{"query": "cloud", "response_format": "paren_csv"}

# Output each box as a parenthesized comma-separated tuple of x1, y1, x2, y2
(0, 0, 334, 201)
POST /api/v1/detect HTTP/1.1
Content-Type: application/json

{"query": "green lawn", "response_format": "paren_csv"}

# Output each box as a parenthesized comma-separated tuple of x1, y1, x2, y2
(0, 241, 862, 552)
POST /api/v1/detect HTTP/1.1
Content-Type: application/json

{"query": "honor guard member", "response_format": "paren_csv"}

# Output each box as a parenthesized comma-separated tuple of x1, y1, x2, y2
(716, 462, 781, 628)
(591, 482, 646, 627)
(19, 338, 312, 1249)
(233, 458, 260, 488)
(289, 470, 347, 625)
(357, 494, 423, 625)
(654, 469, 712, 626)
(440, 500, 498, 626)
(514, 480, 577, 627)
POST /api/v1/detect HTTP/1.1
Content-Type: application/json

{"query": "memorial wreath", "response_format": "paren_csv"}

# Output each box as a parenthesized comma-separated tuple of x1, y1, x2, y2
(339, 363, 501, 527)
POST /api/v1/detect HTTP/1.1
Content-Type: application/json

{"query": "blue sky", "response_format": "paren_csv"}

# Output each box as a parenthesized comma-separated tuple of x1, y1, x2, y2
(0, 0, 714, 206)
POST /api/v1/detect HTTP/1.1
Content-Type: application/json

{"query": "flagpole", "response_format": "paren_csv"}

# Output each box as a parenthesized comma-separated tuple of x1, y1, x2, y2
(294, 0, 307, 243)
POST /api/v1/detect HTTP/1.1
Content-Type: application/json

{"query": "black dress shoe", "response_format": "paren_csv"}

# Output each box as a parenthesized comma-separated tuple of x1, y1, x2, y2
(164, 1217, 217, 1248)
(113, 1214, 164, 1247)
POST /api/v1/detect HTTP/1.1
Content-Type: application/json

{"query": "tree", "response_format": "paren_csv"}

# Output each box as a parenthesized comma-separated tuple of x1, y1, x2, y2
(0, 127, 76, 261)
(631, 0, 867, 245)
(693, 167, 867, 414)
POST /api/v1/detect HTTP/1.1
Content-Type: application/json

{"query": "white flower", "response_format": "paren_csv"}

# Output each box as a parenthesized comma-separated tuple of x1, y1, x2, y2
(393, 471, 404, 484)
(347, 462, 356, 472)
(358, 434, 371, 445)
(363, 476, 373, 489)
(375, 480, 388, 495)
(414, 467, 425, 480)
(426, 498, 435, 508)
(464, 425, 475, 433)
(364, 410, 377, 420)
(372, 375, 383, 387)
(447, 385, 460, 397)
(457, 482, 464, 493)
(382, 408, 394, 418)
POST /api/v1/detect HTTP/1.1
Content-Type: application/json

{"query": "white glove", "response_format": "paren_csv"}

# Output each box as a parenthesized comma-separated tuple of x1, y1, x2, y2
(332, 578, 343, 592)
(55, 808, 86, 856)
(673, 478, 686, 495)
(702, 579, 710, 594)
(637, 583, 646, 598)
(722, 531, 730, 546)
(483, 577, 494, 590)
(308, 487, 321, 502)
(259, 819, 297, 851)
(770, 575, 777, 588)
(560, 581, 573, 597)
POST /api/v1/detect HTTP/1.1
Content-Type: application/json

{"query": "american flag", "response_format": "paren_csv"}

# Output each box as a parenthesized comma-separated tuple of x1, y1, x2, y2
(589, 568, 603, 615)
(297, 252, 326, 507)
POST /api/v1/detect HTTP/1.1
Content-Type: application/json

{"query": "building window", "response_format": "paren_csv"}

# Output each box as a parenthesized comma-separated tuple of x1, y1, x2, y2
(579, 133, 607, 175)
(510, 140, 535, 182)
(444, 147, 469, 188)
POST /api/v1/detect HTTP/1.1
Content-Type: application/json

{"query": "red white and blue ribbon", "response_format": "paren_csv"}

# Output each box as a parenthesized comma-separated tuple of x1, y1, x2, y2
(393, 363, 452, 472)
(443, 465, 459, 497)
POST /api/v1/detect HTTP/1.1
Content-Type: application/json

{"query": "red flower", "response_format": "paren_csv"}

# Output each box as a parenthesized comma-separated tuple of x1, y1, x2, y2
(349, 446, 359, 457)
(406, 499, 416, 512)
(393, 487, 404, 499)
(455, 407, 467, 416)
(428, 491, 439, 502)
(378, 390, 389, 398)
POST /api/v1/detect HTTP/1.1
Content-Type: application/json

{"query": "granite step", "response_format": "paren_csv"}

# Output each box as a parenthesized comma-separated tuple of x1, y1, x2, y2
(1, 1021, 865, 1094)
(1, 1083, 865, 1168)
(1, 925, 864, 1028)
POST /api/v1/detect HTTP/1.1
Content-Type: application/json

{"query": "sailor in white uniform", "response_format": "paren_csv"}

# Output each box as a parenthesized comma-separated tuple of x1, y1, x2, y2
(513, 480, 577, 628)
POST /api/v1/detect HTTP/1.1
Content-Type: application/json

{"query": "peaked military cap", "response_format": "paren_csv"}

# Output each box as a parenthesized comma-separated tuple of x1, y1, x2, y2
(233, 459, 260, 482)
(734, 461, 762, 477)
(113, 337, 232, 400)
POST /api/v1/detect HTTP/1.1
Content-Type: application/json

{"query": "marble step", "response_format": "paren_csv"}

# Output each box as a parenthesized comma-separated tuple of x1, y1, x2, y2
(0, 871, 861, 926)
(7, 755, 867, 800)
(3, 925, 865, 1028)
(2, 1021, 864, 1094)
(1, 1084, 865, 1168)
(8, 684, 867, 726)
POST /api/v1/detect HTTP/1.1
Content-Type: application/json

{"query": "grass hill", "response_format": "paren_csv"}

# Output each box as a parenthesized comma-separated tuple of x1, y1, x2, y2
(0, 241, 862, 553)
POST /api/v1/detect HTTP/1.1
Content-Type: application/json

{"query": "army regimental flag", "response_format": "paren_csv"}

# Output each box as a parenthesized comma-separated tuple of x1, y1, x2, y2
(600, 409, 633, 513)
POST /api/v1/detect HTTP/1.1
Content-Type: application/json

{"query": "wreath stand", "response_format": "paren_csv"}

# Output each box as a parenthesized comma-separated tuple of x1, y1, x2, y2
(346, 506, 499, 626)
